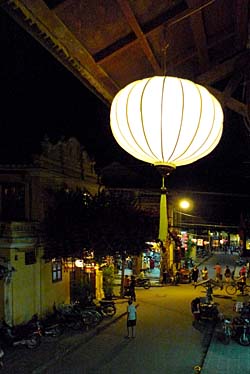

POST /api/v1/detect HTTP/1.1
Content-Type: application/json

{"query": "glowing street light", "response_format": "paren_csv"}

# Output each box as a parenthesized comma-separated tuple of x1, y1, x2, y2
(179, 200, 191, 210)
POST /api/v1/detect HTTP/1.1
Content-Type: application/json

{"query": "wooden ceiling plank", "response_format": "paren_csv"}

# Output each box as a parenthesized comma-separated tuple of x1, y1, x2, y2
(116, 0, 161, 74)
(235, 0, 250, 51)
(223, 72, 244, 98)
(98, 0, 222, 72)
(197, 51, 250, 85)
(186, 1, 210, 72)
(189, 10, 209, 72)
(207, 86, 248, 118)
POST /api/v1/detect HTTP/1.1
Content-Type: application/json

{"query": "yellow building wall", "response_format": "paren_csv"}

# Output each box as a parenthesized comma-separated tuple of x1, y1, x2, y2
(11, 252, 38, 324)
(10, 250, 70, 324)
(40, 261, 70, 316)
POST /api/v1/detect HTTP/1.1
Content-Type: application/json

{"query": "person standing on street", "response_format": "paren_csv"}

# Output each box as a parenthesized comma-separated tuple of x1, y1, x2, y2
(214, 263, 222, 282)
(126, 299, 137, 338)
(240, 265, 247, 277)
(124, 275, 130, 295)
(191, 265, 199, 286)
(129, 275, 136, 302)
(224, 265, 231, 283)
(201, 266, 208, 280)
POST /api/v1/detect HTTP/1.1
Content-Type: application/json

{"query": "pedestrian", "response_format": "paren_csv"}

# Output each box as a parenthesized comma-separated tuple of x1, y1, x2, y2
(237, 273, 247, 294)
(126, 299, 137, 338)
(224, 265, 231, 283)
(129, 275, 136, 302)
(138, 269, 145, 280)
(191, 265, 199, 285)
(240, 265, 247, 277)
(124, 275, 130, 295)
(149, 257, 155, 271)
(201, 266, 208, 280)
(214, 263, 222, 282)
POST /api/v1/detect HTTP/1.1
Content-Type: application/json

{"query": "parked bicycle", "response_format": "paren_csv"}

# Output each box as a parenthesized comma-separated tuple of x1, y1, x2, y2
(53, 303, 94, 330)
(225, 282, 250, 296)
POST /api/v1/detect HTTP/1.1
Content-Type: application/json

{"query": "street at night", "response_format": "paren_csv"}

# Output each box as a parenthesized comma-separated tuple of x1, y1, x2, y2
(2, 252, 250, 374)
(1, 3, 250, 374)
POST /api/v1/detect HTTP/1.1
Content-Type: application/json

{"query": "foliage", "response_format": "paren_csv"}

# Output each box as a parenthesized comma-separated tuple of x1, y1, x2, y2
(185, 238, 195, 260)
(42, 188, 92, 259)
(42, 188, 157, 260)
(102, 265, 115, 298)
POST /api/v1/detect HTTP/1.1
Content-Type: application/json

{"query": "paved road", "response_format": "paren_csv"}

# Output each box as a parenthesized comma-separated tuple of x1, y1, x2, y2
(38, 285, 210, 374)
(3, 251, 249, 374)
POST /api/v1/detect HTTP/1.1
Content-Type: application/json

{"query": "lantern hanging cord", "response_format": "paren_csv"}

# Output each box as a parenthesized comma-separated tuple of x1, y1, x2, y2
(161, 44, 169, 76)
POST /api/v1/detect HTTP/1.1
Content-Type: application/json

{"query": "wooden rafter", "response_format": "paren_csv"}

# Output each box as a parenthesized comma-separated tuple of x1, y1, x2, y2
(115, 0, 161, 74)
(235, 0, 249, 51)
(186, 0, 210, 72)
(197, 51, 250, 85)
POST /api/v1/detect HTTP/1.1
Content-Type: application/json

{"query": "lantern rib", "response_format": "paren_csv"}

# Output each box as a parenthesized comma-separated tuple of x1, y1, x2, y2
(172, 82, 203, 163)
(113, 91, 140, 159)
(125, 82, 155, 160)
(160, 77, 166, 162)
(182, 93, 216, 162)
(140, 78, 159, 160)
(176, 89, 219, 164)
(166, 78, 184, 163)
(113, 95, 133, 153)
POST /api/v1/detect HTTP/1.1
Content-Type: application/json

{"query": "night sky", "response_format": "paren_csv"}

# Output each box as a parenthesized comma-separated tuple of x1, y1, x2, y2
(1, 8, 250, 205)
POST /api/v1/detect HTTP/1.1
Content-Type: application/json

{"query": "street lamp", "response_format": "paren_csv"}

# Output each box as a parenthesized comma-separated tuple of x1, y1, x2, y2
(110, 76, 223, 248)
(174, 198, 193, 230)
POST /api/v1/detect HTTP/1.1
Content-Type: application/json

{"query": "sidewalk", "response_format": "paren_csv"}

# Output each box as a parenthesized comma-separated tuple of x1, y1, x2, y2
(2, 299, 129, 374)
(195, 254, 250, 374)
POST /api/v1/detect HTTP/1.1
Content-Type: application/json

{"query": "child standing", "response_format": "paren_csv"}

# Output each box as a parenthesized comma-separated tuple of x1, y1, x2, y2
(127, 299, 137, 338)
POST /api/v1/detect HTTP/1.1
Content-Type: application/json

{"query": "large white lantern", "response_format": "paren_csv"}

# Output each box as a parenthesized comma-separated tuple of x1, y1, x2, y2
(110, 76, 223, 170)
(110, 75, 224, 249)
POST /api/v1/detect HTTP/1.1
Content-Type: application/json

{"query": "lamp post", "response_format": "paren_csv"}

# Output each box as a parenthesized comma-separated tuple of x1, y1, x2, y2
(110, 76, 223, 267)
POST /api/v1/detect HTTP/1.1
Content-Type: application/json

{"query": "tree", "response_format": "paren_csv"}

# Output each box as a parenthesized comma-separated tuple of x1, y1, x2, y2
(42, 189, 157, 262)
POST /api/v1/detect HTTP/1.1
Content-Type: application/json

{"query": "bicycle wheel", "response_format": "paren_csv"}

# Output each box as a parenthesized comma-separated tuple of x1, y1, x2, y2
(243, 286, 250, 295)
(26, 334, 41, 349)
(102, 305, 116, 318)
(225, 284, 237, 295)
(143, 281, 151, 289)
(239, 333, 250, 346)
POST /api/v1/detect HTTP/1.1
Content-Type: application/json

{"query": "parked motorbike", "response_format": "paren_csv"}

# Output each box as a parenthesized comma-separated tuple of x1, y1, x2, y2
(217, 317, 232, 344)
(53, 303, 89, 330)
(74, 299, 116, 319)
(191, 297, 219, 322)
(178, 268, 192, 283)
(231, 316, 250, 346)
(164, 271, 180, 286)
(30, 314, 64, 337)
(135, 277, 151, 289)
(0, 319, 41, 349)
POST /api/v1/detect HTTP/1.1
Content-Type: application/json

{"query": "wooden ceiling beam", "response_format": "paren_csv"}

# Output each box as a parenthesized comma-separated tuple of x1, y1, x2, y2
(234, 0, 250, 51)
(223, 72, 244, 99)
(197, 50, 250, 85)
(2, 0, 119, 104)
(116, 0, 162, 75)
(206, 86, 248, 118)
(186, 0, 210, 72)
